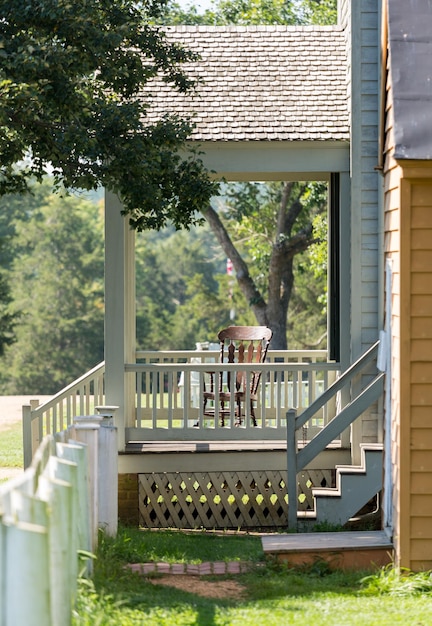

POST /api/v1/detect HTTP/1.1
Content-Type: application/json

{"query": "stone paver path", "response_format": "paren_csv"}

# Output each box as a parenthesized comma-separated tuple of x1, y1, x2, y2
(126, 561, 254, 576)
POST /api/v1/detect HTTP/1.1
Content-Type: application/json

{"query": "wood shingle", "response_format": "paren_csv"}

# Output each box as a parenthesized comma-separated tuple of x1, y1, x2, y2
(144, 25, 349, 142)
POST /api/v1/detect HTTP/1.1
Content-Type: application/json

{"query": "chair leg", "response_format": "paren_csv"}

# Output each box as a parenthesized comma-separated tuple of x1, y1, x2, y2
(235, 401, 242, 426)
(251, 402, 257, 427)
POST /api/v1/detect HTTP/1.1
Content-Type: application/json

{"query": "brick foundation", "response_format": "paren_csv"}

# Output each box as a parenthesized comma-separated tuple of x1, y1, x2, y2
(118, 473, 139, 526)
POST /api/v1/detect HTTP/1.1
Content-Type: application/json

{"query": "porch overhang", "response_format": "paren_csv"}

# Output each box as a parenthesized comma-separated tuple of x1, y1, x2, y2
(192, 140, 350, 181)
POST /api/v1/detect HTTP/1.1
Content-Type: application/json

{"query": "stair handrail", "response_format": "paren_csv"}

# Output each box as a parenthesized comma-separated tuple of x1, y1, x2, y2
(22, 360, 105, 468)
(295, 340, 380, 430)
(286, 340, 384, 528)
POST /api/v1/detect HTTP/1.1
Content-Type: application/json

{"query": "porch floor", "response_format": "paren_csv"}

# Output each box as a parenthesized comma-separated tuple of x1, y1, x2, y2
(262, 531, 394, 571)
(124, 440, 343, 454)
(124, 440, 289, 453)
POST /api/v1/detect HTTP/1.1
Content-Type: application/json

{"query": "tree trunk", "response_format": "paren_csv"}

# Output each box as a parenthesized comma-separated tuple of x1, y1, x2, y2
(203, 205, 268, 322)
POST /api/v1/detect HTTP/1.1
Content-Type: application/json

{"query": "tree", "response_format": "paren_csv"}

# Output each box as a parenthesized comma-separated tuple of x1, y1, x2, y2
(0, 270, 16, 357)
(0, 0, 218, 230)
(1, 189, 104, 394)
(162, 0, 336, 25)
(204, 182, 327, 348)
(135, 226, 223, 349)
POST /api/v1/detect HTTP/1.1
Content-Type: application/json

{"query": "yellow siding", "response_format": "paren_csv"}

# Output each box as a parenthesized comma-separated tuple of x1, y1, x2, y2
(383, 60, 405, 564)
(396, 172, 432, 570)
(384, 29, 432, 566)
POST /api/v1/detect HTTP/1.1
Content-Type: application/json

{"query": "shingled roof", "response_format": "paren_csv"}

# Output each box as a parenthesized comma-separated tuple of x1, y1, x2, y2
(144, 25, 349, 142)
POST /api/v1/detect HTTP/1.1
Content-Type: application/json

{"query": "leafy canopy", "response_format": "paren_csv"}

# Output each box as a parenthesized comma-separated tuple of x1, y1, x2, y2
(0, 182, 105, 394)
(0, 0, 218, 230)
(161, 0, 337, 25)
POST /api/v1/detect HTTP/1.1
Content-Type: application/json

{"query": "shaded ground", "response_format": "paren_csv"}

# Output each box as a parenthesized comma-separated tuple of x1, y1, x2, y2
(147, 575, 247, 600)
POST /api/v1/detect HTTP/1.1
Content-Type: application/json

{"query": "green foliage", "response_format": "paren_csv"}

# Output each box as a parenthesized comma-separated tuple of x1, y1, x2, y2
(98, 526, 263, 565)
(162, 0, 337, 26)
(0, 0, 218, 230)
(0, 184, 104, 393)
(135, 226, 225, 349)
(0, 269, 16, 356)
(0, 423, 22, 469)
(73, 527, 432, 626)
(211, 181, 328, 348)
(361, 565, 432, 597)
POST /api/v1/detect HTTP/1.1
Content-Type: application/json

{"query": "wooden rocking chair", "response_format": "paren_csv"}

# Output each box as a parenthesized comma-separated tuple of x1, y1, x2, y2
(203, 326, 272, 427)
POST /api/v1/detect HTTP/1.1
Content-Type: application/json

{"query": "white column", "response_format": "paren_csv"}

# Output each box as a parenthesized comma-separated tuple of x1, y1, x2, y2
(339, 171, 352, 450)
(104, 191, 136, 451)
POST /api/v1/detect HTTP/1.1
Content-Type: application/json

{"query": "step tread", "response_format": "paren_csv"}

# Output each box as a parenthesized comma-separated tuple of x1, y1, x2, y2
(262, 531, 392, 554)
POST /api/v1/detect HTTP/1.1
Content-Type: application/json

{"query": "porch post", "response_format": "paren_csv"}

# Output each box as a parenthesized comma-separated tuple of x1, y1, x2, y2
(339, 171, 352, 449)
(104, 191, 136, 452)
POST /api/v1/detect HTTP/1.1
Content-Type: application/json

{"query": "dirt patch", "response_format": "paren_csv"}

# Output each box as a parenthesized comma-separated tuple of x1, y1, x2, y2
(0, 467, 22, 481)
(0, 395, 51, 432)
(148, 575, 247, 600)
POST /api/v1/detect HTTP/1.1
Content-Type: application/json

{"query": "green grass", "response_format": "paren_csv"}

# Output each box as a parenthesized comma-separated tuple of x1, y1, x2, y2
(95, 527, 264, 565)
(73, 528, 432, 625)
(0, 422, 23, 469)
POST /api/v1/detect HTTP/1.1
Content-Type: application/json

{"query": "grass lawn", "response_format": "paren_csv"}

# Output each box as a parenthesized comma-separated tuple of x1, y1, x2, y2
(73, 527, 432, 626)
(0, 422, 23, 473)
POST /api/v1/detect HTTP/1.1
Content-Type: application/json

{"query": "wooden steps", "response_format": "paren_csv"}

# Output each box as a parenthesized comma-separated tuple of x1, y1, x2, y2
(262, 531, 393, 571)
(309, 444, 384, 526)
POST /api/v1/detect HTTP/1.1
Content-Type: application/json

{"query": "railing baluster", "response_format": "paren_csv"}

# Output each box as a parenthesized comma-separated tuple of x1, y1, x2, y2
(52, 405, 57, 434)
(286, 408, 298, 530)
(152, 372, 158, 427)
(260, 376, 266, 425)
(183, 370, 190, 425)
(137, 371, 142, 427)
(279, 373, 284, 420)
(244, 370, 251, 427)
(167, 370, 173, 427)
(323, 370, 329, 424)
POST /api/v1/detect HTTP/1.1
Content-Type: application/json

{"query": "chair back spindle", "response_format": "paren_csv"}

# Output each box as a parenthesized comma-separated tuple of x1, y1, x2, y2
(203, 326, 273, 426)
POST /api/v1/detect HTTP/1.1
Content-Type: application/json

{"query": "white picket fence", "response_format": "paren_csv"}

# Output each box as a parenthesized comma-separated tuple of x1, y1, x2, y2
(0, 413, 118, 626)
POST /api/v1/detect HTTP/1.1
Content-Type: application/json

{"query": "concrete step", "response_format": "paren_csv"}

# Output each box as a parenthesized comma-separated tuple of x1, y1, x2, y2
(262, 530, 393, 570)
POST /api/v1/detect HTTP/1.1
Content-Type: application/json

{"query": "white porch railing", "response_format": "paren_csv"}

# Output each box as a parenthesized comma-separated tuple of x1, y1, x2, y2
(23, 350, 340, 462)
(127, 349, 340, 441)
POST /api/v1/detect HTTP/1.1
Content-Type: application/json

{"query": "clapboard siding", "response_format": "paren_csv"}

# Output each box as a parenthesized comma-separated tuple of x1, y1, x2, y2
(408, 177, 432, 570)
(350, 1, 380, 358)
(349, 1, 380, 456)
(383, 28, 404, 564)
(384, 115, 432, 570)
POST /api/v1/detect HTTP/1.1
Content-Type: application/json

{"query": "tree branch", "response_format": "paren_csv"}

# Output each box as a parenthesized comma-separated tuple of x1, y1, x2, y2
(203, 205, 268, 321)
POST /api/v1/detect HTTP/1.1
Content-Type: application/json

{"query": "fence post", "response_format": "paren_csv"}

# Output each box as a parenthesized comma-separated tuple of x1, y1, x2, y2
(286, 408, 298, 530)
(37, 458, 74, 626)
(73, 419, 101, 552)
(95, 406, 119, 537)
(3, 521, 51, 626)
(22, 405, 33, 469)
(57, 442, 92, 575)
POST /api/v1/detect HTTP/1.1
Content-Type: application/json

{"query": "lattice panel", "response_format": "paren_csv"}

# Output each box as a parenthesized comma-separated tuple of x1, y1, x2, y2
(138, 469, 335, 530)
(297, 469, 335, 511)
